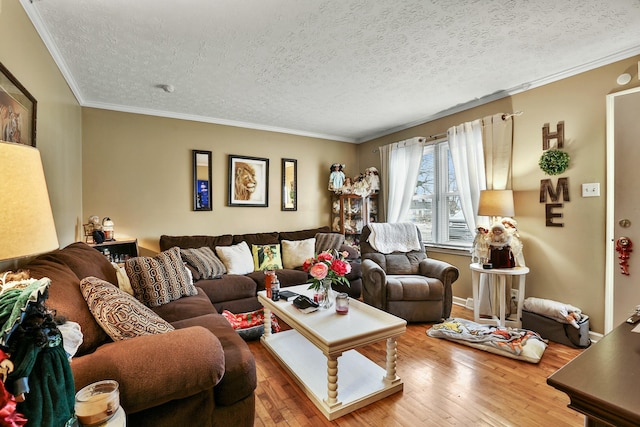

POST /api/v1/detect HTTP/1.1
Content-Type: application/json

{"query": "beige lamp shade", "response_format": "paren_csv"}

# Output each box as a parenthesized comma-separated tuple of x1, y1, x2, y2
(477, 190, 515, 218)
(0, 142, 59, 261)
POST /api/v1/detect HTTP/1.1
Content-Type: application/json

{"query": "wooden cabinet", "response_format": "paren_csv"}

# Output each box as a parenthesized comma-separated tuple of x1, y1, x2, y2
(89, 238, 138, 264)
(331, 194, 377, 246)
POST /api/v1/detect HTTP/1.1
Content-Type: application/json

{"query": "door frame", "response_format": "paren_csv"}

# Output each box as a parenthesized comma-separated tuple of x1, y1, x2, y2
(605, 86, 640, 333)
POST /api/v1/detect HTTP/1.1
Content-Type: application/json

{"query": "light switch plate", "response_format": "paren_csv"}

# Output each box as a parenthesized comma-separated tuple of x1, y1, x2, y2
(582, 183, 600, 197)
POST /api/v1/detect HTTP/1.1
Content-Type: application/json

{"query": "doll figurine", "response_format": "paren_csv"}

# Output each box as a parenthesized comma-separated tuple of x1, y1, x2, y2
(364, 167, 380, 193)
(488, 223, 515, 268)
(328, 163, 345, 193)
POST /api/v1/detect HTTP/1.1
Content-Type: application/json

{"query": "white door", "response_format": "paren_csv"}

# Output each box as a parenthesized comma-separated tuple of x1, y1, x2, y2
(605, 86, 640, 332)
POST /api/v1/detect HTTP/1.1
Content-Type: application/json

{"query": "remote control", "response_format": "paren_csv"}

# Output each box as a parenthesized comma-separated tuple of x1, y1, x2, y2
(626, 313, 640, 324)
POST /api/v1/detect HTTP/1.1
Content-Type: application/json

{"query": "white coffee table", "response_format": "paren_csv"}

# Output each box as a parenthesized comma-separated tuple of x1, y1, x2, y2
(258, 284, 406, 420)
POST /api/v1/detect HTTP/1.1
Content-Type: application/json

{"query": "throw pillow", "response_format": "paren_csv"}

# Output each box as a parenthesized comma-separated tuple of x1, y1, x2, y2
(180, 246, 227, 279)
(251, 244, 283, 271)
(124, 247, 198, 307)
(110, 261, 134, 295)
(80, 276, 174, 341)
(281, 238, 315, 269)
(215, 241, 254, 275)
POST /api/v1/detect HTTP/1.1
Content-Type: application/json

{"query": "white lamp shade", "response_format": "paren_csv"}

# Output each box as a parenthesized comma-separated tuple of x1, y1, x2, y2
(477, 190, 515, 217)
(0, 142, 59, 261)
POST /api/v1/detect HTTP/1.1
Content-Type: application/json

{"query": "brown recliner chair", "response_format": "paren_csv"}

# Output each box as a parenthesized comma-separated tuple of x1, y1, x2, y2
(360, 224, 459, 322)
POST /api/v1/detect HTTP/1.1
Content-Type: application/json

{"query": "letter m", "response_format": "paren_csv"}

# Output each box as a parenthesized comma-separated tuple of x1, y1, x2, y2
(539, 178, 570, 203)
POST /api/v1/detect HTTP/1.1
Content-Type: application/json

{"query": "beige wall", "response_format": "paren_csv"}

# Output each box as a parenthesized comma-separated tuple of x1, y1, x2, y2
(7, 0, 640, 333)
(0, 1, 83, 272)
(81, 108, 359, 255)
(358, 55, 640, 333)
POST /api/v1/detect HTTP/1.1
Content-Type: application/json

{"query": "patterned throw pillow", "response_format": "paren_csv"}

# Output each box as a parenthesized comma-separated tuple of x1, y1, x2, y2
(125, 247, 198, 307)
(80, 276, 174, 341)
(251, 244, 283, 271)
(215, 241, 254, 275)
(180, 246, 227, 279)
(281, 238, 315, 269)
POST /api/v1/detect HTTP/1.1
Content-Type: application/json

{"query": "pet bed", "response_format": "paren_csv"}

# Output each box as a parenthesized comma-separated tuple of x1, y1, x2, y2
(427, 318, 547, 363)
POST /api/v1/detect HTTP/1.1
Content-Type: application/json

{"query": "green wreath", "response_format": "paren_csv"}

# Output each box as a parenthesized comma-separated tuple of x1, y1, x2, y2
(539, 149, 570, 175)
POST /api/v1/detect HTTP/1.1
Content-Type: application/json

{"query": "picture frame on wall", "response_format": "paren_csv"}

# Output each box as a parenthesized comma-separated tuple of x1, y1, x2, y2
(228, 154, 269, 207)
(0, 62, 37, 147)
(282, 158, 297, 211)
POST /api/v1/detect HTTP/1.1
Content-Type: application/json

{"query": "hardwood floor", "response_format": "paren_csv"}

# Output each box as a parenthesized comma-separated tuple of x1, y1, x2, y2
(248, 304, 585, 426)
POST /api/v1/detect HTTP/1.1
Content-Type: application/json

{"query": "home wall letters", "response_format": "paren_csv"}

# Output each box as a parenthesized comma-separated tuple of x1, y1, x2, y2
(540, 121, 568, 227)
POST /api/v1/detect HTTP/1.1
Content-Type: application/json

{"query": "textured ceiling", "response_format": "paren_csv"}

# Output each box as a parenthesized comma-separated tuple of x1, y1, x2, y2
(21, 0, 640, 143)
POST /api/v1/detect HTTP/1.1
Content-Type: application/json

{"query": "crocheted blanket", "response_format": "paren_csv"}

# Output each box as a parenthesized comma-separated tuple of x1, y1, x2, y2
(367, 222, 421, 254)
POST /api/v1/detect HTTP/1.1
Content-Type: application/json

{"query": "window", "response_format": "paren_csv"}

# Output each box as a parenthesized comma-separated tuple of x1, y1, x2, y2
(405, 140, 473, 247)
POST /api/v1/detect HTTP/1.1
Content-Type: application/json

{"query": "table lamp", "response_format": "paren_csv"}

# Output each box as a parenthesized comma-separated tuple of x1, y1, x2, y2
(0, 142, 59, 264)
(477, 189, 515, 224)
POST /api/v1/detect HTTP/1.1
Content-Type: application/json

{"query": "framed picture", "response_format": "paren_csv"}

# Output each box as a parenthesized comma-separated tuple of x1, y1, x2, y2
(0, 62, 37, 147)
(228, 155, 269, 207)
(282, 158, 297, 211)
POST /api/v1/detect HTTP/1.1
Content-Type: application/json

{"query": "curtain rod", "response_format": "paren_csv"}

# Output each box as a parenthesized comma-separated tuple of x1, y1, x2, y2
(372, 111, 524, 152)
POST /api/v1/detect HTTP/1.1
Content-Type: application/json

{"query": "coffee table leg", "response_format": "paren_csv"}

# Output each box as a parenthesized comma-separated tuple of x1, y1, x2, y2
(385, 337, 400, 383)
(263, 307, 272, 338)
(324, 354, 341, 407)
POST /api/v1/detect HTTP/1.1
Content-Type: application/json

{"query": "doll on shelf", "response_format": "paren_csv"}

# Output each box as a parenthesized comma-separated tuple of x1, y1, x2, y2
(328, 163, 345, 193)
(340, 177, 353, 194)
(364, 167, 380, 193)
(352, 173, 370, 196)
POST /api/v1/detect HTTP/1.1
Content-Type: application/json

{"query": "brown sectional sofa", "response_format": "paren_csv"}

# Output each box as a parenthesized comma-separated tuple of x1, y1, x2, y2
(25, 242, 255, 427)
(159, 226, 363, 315)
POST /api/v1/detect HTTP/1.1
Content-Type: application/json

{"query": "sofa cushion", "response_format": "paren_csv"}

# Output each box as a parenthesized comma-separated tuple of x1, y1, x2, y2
(159, 234, 234, 252)
(152, 288, 217, 323)
(180, 247, 226, 279)
(251, 244, 283, 271)
(171, 314, 257, 407)
(80, 276, 175, 340)
(125, 247, 198, 307)
(231, 231, 279, 247)
(38, 242, 118, 285)
(215, 242, 254, 275)
(195, 275, 257, 304)
(25, 257, 109, 356)
(279, 226, 330, 241)
(281, 238, 315, 269)
(246, 269, 308, 290)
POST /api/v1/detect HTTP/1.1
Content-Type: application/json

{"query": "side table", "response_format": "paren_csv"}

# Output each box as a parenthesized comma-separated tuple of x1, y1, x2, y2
(470, 263, 529, 328)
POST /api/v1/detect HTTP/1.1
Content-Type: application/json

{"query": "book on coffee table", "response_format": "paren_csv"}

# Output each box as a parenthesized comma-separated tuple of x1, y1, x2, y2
(279, 290, 300, 301)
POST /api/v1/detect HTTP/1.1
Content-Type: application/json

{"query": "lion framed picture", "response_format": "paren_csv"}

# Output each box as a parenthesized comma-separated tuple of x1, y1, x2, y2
(228, 155, 269, 207)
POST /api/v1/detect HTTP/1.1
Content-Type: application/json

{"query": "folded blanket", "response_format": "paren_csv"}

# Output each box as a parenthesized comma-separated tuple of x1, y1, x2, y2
(368, 222, 421, 254)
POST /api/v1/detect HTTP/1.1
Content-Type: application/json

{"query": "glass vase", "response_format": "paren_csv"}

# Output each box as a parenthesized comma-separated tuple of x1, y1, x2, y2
(319, 279, 333, 309)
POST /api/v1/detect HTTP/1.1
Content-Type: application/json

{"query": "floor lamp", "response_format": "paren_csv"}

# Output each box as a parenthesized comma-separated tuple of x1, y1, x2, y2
(0, 141, 59, 267)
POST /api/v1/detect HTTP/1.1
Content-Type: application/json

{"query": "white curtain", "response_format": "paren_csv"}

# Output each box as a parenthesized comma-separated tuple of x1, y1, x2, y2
(449, 114, 514, 316)
(448, 119, 485, 235)
(378, 137, 425, 223)
(483, 113, 513, 191)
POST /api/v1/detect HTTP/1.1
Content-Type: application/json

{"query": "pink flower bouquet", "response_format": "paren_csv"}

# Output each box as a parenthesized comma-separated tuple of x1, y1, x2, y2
(302, 250, 352, 291)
